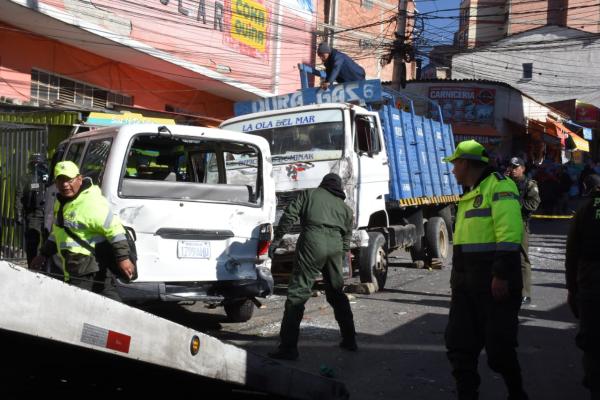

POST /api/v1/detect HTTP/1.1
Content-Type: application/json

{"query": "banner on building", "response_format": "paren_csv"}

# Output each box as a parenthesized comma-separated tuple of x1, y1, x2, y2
(225, 0, 271, 59)
(575, 101, 599, 124)
(429, 87, 495, 124)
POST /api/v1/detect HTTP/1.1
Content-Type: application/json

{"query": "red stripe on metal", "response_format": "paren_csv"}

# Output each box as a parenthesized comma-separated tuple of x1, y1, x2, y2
(106, 330, 131, 353)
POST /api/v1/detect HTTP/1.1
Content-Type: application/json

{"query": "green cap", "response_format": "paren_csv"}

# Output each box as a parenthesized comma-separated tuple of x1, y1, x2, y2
(54, 161, 80, 179)
(443, 140, 489, 163)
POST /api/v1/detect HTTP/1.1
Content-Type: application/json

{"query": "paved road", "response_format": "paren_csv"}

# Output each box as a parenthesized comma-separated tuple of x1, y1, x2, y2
(4, 218, 585, 399)
(170, 218, 586, 400)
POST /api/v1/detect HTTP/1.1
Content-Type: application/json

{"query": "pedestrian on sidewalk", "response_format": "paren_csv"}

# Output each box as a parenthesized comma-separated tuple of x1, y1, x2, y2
(556, 166, 573, 215)
(565, 173, 600, 400)
(506, 157, 540, 305)
(444, 140, 528, 400)
(268, 173, 356, 361)
(317, 42, 366, 90)
(30, 161, 136, 301)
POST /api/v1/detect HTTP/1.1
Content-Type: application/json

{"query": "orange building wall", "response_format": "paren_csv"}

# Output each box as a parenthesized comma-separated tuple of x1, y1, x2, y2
(0, 22, 234, 119)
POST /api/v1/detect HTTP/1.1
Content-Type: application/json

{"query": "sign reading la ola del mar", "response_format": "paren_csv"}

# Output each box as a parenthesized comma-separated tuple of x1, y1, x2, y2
(157, 0, 270, 59)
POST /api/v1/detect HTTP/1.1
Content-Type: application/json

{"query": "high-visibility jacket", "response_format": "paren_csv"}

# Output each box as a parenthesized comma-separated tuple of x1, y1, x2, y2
(46, 179, 128, 280)
(451, 170, 524, 291)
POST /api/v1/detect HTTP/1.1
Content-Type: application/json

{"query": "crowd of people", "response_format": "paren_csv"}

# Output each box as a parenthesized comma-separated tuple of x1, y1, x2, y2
(493, 157, 600, 215)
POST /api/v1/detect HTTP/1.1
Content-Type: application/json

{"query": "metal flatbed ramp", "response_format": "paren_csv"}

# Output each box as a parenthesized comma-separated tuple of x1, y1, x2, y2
(0, 262, 348, 399)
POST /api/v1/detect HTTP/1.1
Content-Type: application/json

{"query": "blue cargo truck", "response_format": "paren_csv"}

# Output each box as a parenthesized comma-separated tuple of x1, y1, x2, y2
(221, 77, 461, 291)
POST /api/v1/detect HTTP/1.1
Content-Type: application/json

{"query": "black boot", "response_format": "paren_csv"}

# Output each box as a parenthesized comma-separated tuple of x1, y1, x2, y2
(268, 346, 299, 361)
(339, 337, 358, 351)
(507, 392, 529, 400)
(457, 390, 479, 400)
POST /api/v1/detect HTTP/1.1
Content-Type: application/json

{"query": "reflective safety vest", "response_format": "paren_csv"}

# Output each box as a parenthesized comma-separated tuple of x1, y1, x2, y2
(49, 183, 126, 279)
(454, 172, 523, 253)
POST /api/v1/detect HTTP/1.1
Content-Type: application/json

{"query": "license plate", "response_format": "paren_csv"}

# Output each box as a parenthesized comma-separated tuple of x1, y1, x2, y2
(177, 241, 211, 259)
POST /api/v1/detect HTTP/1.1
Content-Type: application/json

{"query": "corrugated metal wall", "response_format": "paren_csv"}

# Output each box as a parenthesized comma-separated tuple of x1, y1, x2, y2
(0, 123, 47, 259)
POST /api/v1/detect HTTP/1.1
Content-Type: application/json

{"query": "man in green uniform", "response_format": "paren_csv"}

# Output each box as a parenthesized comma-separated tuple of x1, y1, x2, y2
(566, 173, 600, 400)
(16, 154, 49, 267)
(268, 173, 356, 360)
(31, 161, 135, 301)
(506, 157, 540, 305)
(444, 140, 528, 400)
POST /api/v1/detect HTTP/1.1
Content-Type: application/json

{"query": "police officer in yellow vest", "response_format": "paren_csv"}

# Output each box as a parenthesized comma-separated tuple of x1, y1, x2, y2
(31, 161, 135, 300)
(444, 140, 528, 400)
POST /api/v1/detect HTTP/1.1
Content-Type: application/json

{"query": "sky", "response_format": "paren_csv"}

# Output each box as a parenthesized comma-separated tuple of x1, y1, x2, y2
(414, 0, 461, 64)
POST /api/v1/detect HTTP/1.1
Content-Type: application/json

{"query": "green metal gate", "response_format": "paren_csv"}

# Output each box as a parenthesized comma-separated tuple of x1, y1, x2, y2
(0, 123, 47, 259)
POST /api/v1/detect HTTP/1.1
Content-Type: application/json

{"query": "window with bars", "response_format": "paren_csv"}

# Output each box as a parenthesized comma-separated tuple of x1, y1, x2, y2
(30, 69, 133, 109)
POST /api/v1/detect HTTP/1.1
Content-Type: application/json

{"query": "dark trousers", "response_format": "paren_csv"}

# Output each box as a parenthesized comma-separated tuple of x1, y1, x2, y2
(521, 227, 531, 298)
(445, 289, 526, 399)
(279, 234, 355, 350)
(69, 268, 121, 302)
(577, 296, 600, 399)
(23, 217, 44, 267)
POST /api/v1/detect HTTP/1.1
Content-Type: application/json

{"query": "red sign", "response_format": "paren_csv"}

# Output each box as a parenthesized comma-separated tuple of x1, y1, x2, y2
(106, 330, 132, 354)
(575, 101, 599, 124)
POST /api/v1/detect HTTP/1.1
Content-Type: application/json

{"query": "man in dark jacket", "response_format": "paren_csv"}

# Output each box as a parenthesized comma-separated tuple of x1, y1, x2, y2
(506, 157, 540, 305)
(268, 173, 356, 360)
(16, 153, 49, 266)
(566, 173, 600, 400)
(31, 161, 135, 301)
(317, 42, 366, 90)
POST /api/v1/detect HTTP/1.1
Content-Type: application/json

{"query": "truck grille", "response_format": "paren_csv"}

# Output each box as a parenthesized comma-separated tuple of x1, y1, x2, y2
(275, 191, 303, 233)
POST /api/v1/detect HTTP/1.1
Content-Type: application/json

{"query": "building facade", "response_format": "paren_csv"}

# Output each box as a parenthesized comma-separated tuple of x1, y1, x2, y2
(0, 0, 318, 120)
(452, 26, 600, 109)
(456, 0, 600, 49)
(404, 79, 589, 165)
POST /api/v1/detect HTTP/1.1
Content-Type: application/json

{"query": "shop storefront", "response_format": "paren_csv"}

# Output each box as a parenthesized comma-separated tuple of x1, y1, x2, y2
(405, 80, 565, 161)
(451, 122, 503, 161)
(527, 118, 589, 163)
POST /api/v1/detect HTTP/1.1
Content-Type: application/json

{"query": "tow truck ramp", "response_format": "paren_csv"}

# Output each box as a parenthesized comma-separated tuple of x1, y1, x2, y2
(0, 261, 348, 399)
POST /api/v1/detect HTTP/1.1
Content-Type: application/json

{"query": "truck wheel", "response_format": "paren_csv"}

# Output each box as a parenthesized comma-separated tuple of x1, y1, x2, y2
(426, 217, 449, 263)
(359, 232, 388, 291)
(224, 299, 254, 322)
(438, 206, 454, 241)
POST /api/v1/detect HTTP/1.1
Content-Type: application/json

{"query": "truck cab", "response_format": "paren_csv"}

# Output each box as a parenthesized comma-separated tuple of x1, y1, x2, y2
(222, 79, 460, 291)
(222, 103, 389, 225)
(48, 124, 276, 322)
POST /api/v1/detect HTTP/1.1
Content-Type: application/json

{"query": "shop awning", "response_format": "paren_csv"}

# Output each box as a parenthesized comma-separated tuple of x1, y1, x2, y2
(85, 112, 176, 126)
(545, 119, 589, 151)
(568, 131, 590, 152)
(545, 120, 569, 143)
(0, 110, 80, 126)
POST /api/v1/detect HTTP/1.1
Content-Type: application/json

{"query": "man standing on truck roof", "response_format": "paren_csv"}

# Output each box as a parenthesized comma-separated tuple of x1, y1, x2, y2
(317, 42, 366, 90)
(444, 140, 528, 400)
(268, 173, 356, 361)
(506, 157, 540, 306)
(31, 161, 136, 301)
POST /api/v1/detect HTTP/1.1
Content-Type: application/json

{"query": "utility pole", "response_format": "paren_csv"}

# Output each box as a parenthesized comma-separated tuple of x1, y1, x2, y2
(392, 0, 408, 90)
